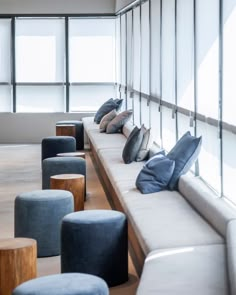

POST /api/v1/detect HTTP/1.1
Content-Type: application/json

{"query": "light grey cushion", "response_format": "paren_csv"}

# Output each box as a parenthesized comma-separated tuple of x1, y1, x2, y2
(167, 131, 202, 190)
(122, 121, 135, 138)
(179, 175, 236, 237)
(122, 126, 144, 164)
(136, 127, 153, 161)
(137, 244, 228, 295)
(227, 220, 236, 295)
(106, 110, 132, 134)
(99, 109, 117, 132)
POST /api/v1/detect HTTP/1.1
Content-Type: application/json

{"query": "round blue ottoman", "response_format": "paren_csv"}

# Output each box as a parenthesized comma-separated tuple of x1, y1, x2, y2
(41, 136, 76, 162)
(12, 273, 109, 295)
(56, 121, 84, 150)
(61, 210, 128, 287)
(42, 157, 86, 196)
(14, 190, 74, 257)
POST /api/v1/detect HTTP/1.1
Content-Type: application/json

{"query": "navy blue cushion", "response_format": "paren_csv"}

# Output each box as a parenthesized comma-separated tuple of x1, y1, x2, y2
(94, 99, 118, 124)
(136, 154, 175, 194)
(167, 131, 202, 190)
(114, 98, 123, 111)
(122, 126, 144, 164)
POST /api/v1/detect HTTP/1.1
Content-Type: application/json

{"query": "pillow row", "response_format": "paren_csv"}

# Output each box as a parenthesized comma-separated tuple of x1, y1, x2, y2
(94, 98, 123, 124)
(99, 109, 133, 134)
(136, 131, 202, 194)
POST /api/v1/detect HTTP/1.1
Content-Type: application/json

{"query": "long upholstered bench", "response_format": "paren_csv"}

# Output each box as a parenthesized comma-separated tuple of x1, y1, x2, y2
(82, 116, 236, 295)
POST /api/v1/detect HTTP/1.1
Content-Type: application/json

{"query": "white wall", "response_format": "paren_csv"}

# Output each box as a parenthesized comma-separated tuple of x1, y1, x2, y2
(115, 0, 135, 12)
(0, 0, 115, 14)
(0, 113, 94, 143)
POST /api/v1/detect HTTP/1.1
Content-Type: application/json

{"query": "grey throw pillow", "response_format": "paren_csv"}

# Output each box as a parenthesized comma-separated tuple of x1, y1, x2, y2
(148, 142, 165, 159)
(99, 110, 117, 132)
(94, 98, 117, 124)
(122, 126, 144, 164)
(167, 131, 202, 190)
(114, 99, 123, 111)
(136, 154, 175, 194)
(106, 110, 132, 134)
(136, 127, 153, 162)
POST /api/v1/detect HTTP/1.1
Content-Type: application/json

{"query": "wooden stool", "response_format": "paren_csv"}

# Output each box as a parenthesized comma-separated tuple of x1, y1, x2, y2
(56, 124, 76, 137)
(0, 238, 37, 295)
(50, 174, 85, 211)
(57, 152, 86, 159)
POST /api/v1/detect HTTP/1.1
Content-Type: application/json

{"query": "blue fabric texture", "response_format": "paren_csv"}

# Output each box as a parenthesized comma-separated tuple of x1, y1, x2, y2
(136, 154, 175, 194)
(56, 121, 84, 150)
(122, 126, 144, 164)
(61, 210, 128, 287)
(41, 136, 76, 162)
(167, 131, 202, 190)
(14, 190, 74, 257)
(114, 98, 123, 111)
(42, 156, 86, 191)
(12, 273, 109, 295)
(94, 98, 118, 124)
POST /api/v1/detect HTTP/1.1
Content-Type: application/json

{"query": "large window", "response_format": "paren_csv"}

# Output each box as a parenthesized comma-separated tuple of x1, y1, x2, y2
(69, 18, 116, 111)
(15, 18, 65, 112)
(0, 19, 12, 112)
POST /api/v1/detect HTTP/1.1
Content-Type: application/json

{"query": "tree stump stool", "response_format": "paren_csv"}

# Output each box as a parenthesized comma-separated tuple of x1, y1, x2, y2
(0, 238, 37, 295)
(50, 174, 85, 211)
(57, 152, 86, 159)
(56, 124, 76, 138)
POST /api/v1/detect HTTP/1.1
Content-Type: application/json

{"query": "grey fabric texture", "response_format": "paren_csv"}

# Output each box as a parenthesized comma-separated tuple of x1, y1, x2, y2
(14, 190, 74, 257)
(41, 136, 76, 162)
(136, 154, 175, 194)
(137, 244, 228, 295)
(12, 273, 109, 295)
(136, 127, 153, 161)
(106, 110, 132, 134)
(179, 175, 236, 237)
(99, 109, 117, 132)
(42, 156, 86, 190)
(227, 220, 236, 295)
(56, 120, 84, 150)
(167, 131, 202, 190)
(122, 121, 135, 138)
(113, 98, 123, 111)
(94, 98, 118, 124)
(122, 126, 144, 164)
(61, 210, 128, 287)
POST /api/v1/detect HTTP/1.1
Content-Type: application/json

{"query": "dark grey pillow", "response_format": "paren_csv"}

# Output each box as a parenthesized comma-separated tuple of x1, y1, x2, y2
(114, 99, 123, 111)
(136, 154, 175, 194)
(167, 131, 202, 190)
(94, 98, 117, 124)
(106, 110, 132, 134)
(122, 126, 144, 164)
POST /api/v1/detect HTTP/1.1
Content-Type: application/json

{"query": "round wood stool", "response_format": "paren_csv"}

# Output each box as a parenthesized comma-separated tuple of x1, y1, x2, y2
(0, 238, 37, 295)
(50, 174, 85, 211)
(56, 124, 76, 138)
(57, 152, 86, 159)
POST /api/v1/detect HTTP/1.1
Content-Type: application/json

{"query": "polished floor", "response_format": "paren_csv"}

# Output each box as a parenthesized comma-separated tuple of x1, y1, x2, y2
(0, 144, 139, 294)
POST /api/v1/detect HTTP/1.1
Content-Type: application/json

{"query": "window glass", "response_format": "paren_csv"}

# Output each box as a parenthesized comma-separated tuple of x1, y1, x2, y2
(133, 6, 141, 91)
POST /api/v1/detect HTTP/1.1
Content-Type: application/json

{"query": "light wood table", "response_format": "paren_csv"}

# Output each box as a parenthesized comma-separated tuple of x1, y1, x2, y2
(56, 124, 76, 137)
(57, 152, 86, 159)
(50, 174, 85, 211)
(0, 238, 37, 295)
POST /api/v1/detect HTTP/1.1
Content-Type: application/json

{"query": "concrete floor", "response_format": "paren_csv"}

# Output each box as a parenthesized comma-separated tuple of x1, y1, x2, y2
(0, 144, 139, 294)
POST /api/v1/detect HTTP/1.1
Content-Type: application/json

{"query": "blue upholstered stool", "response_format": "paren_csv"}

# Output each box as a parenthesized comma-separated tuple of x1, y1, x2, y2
(41, 136, 76, 162)
(56, 121, 84, 150)
(61, 210, 128, 287)
(42, 157, 86, 197)
(12, 273, 109, 295)
(14, 190, 74, 257)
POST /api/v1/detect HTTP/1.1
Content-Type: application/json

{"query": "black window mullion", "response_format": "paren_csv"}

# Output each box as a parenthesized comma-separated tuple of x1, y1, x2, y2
(219, 0, 223, 197)
(11, 17, 16, 113)
(65, 17, 69, 112)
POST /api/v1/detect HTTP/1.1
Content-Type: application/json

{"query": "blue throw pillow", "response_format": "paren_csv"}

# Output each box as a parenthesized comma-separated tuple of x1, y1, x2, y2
(94, 98, 117, 124)
(122, 126, 144, 164)
(114, 98, 123, 111)
(167, 131, 202, 190)
(136, 154, 175, 194)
